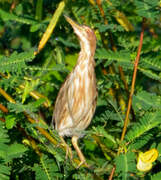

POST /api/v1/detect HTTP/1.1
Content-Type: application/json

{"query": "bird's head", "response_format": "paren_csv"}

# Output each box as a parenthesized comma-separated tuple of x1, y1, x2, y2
(65, 16, 96, 55)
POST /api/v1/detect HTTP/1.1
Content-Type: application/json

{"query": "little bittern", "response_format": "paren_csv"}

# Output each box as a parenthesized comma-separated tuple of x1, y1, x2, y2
(52, 16, 97, 167)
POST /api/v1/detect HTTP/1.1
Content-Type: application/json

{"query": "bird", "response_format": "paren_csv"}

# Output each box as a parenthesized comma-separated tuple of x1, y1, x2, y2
(52, 16, 97, 167)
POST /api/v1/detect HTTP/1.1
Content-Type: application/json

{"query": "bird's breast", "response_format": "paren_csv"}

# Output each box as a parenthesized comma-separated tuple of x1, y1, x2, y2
(70, 60, 96, 113)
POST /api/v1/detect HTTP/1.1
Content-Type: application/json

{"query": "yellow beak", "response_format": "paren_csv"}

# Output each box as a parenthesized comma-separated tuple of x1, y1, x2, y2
(64, 15, 83, 32)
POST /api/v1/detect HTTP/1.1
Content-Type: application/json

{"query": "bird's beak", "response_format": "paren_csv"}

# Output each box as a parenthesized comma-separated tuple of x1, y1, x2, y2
(64, 15, 83, 32)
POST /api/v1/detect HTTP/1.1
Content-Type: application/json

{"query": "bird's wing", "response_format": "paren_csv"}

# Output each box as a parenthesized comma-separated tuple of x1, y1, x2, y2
(67, 71, 97, 127)
(52, 78, 73, 131)
(72, 93, 97, 131)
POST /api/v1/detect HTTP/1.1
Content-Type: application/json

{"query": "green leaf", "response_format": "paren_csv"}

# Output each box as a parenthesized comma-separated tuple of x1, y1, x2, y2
(134, 0, 159, 20)
(95, 49, 132, 68)
(0, 164, 10, 180)
(0, 49, 35, 73)
(115, 152, 136, 180)
(6, 143, 28, 160)
(84, 139, 97, 151)
(151, 171, 161, 180)
(0, 122, 9, 145)
(132, 91, 161, 112)
(95, 49, 130, 61)
(8, 99, 45, 113)
(0, 9, 36, 24)
(126, 111, 161, 142)
(33, 155, 61, 180)
(5, 115, 16, 129)
(92, 126, 116, 145)
(138, 67, 161, 81)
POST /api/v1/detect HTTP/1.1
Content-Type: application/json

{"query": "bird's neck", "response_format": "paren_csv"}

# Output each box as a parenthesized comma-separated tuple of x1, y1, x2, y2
(77, 41, 95, 64)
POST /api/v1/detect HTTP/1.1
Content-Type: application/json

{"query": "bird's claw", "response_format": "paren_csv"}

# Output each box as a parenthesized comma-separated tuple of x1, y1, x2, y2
(59, 137, 73, 161)
(64, 144, 73, 160)
(76, 160, 90, 169)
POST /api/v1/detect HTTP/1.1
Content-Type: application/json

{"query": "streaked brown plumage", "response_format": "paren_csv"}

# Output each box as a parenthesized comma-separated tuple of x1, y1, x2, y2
(52, 16, 97, 167)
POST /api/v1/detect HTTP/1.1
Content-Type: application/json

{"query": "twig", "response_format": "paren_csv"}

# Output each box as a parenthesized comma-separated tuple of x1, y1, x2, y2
(0, 103, 8, 113)
(118, 66, 129, 93)
(121, 18, 146, 141)
(96, 0, 108, 24)
(0, 117, 5, 122)
(108, 166, 116, 180)
(0, 87, 16, 103)
(24, 112, 57, 145)
(108, 18, 146, 180)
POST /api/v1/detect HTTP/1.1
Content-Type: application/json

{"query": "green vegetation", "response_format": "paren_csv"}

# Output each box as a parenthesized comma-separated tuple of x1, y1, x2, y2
(0, 0, 161, 179)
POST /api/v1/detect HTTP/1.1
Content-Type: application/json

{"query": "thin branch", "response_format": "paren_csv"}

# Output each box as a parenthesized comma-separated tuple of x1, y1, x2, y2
(118, 66, 129, 93)
(0, 103, 8, 113)
(121, 18, 146, 141)
(96, 0, 108, 25)
(108, 166, 116, 180)
(0, 117, 5, 122)
(108, 18, 146, 180)
(0, 87, 16, 103)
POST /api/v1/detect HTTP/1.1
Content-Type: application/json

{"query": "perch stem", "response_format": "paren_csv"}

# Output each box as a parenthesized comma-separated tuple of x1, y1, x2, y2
(108, 18, 146, 180)
(121, 18, 146, 141)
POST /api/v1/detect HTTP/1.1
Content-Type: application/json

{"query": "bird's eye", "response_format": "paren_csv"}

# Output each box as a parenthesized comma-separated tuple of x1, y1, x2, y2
(86, 28, 92, 36)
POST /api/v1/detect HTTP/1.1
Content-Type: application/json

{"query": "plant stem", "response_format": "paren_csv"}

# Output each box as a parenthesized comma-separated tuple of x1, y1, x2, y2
(0, 103, 8, 113)
(108, 17, 146, 180)
(121, 18, 146, 141)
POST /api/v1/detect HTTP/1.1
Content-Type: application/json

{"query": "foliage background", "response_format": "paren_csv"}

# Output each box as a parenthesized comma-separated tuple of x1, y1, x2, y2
(0, 0, 161, 179)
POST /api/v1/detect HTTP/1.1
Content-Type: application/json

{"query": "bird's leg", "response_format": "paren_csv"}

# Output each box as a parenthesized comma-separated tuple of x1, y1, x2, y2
(60, 136, 73, 160)
(71, 135, 89, 168)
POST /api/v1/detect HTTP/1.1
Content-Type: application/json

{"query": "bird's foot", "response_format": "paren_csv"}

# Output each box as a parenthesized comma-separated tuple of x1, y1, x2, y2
(71, 135, 91, 169)
(76, 160, 90, 169)
(60, 137, 73, 160)
(64, 144, 73, 160)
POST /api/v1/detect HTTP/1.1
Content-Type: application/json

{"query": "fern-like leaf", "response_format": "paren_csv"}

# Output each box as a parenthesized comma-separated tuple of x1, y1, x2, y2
(0, 9, 36, 25)
(33, 155, 62, 180)
(0, 49, 35, 73)
(5, 143, 28, 161)
(115, 152, 136, 180)
(8, 99, 46, 113)
(129, 133, 153, 150)
(0, 164, 10, 180)
(95, 49, 133, 68)
(141, 57, 161, 71)
(138, 67, 161, 81)
(132, 91, 161, 112)
(134, 0, 159, 20)
(0, 122, 10, 180)
(126, 111, 161, 142)
(151, 171, 161, 180)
